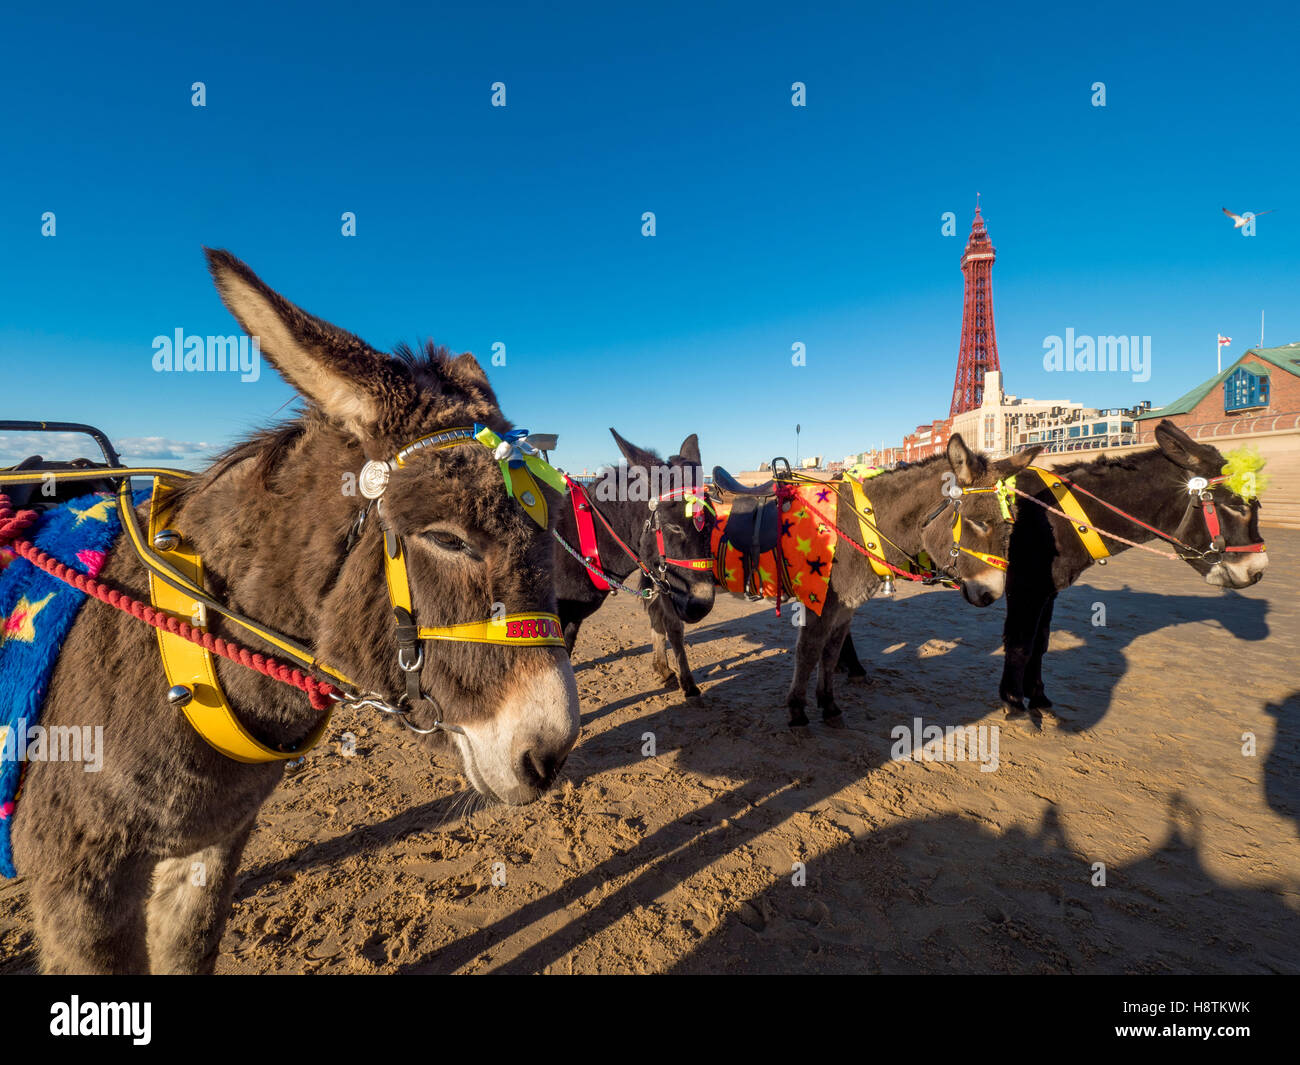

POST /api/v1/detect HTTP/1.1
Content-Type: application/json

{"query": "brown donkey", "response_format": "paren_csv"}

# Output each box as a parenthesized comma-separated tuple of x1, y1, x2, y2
(11, 250, 580, 973)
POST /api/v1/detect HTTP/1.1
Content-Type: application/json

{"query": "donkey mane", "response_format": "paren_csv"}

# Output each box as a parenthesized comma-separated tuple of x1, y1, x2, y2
(1048, 451, 1147, 478)
(169, 340, 509, 505)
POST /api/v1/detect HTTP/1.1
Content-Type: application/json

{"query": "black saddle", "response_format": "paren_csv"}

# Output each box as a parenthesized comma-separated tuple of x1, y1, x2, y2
(0, 456, 118, 512)
(712, 466, 774, 496)
(712, 466, 782, 598)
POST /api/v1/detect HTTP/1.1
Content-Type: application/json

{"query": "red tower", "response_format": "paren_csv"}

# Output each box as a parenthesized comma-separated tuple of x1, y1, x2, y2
(948, 204, 1002, 417)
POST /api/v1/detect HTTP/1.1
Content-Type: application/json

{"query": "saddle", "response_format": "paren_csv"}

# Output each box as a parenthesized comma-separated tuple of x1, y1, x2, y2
(1, 456, 117, 512)
(711, 466, 783, 599)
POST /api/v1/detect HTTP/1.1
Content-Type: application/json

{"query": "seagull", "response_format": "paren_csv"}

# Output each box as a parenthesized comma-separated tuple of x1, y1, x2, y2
(1223, 207, 1275, 228)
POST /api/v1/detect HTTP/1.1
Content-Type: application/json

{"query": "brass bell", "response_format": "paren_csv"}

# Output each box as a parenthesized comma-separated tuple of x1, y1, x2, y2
(167, 685, 193, 707)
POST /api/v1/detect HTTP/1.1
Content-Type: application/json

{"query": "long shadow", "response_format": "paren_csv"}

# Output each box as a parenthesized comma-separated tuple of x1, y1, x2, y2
(232, 797, 455, 897)
(846, 583, 1271, 734)
(1007, 584, 1270, 733)
(667, 800, 1299, 974)
(1265, 691, 1300, 841)
(235, 580, 1285, 973)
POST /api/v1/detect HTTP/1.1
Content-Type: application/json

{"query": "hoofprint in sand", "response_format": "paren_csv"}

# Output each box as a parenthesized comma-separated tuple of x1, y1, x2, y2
(1, 531, 1295, 974)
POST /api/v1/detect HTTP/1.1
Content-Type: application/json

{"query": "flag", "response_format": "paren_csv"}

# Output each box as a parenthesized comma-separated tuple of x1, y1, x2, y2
(1218, 334, 1232, 346)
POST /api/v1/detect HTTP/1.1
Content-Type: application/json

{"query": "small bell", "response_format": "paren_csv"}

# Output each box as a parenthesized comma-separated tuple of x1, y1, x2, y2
(879, 577, 895, 597)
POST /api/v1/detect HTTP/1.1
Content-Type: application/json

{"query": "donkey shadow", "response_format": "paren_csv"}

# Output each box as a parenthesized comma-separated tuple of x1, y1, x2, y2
(232, 590, 1282, 974)
(666, 799, 1299, 974)
(1265, 692, 1300, 841)
(1019, 583, 1269, 733)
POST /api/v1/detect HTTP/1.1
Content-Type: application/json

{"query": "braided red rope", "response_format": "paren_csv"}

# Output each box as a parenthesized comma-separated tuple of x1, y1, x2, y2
(0, 495, 339, 710)
(787, 487, 943, 585)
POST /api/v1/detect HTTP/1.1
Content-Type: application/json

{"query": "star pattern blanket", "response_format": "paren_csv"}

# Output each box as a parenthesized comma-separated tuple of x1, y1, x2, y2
(711, 481, 838, 615)
(0, 491, 140, 877)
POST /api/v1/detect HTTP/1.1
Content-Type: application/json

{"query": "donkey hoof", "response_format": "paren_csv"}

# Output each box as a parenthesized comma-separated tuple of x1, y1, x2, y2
(658, 672, 680, 691)
(846, 672, 869, 686)
(788, 711, 810, 729)
(1002, 699, 1027, 718)
(823, 713, 847, 730)
(1027, 695, 1054, 711)
(682, 685, 702, 700)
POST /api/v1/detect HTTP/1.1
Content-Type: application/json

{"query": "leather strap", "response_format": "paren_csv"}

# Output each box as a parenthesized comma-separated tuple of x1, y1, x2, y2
(148, 481, 330, 763)
(569, 481, 610, 591)
(1027, 465, 1112, 562)
(847, 478, 894, 581)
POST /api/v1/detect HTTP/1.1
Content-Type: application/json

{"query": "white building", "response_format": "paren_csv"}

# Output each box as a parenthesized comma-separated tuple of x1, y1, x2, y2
(951, 371, 1144, 457)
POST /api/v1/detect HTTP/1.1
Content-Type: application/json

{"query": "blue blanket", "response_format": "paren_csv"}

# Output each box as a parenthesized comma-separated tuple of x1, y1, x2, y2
(0, 491, 145, 877)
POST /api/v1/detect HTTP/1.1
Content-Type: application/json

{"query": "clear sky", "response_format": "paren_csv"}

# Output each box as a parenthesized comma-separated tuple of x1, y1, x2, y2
(2, 1, 1297, 474)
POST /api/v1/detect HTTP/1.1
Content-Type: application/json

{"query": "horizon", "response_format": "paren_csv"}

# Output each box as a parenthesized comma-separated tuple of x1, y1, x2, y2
(2, 1, 1297, 474)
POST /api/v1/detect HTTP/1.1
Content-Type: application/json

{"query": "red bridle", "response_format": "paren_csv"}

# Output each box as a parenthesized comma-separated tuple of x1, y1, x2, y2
(651, 486, 715, 574)
(563, 477, 713, 591)
(1051, 471, 1266, 561)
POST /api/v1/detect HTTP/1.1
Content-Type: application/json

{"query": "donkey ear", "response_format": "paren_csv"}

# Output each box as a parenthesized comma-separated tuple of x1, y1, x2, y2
(946, 433, 988, 486)
(673, 433, 702, 466)
(609, 427, 658, 469)
(1155, 420, 1219, 472)
(204, 248, 416, 435)
(1000, 444, 1043, 472)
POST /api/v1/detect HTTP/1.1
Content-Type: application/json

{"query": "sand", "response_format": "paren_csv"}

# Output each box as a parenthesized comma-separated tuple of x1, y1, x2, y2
(2, 530, 1296, 974)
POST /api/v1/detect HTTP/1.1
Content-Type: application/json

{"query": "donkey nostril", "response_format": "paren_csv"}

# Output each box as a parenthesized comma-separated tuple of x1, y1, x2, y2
(519, 747, 564, 790)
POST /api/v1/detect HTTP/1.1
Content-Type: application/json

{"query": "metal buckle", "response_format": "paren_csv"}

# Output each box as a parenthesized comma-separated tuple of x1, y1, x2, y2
(398, 645, 424, 672)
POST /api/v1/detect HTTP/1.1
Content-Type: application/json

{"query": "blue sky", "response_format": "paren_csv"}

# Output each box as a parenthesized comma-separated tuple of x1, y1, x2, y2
(2, 0, 1297, 474)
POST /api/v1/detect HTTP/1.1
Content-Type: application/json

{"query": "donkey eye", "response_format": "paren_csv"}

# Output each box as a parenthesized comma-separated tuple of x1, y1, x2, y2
(425, 530, 471, 553)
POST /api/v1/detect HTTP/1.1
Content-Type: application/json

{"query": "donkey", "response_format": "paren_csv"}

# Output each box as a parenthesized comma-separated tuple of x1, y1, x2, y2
(714, 436, 1042, 727)
(837, 421, 1269, 719)
(9, 250, 580, 974)
(554, 431, 716, 697)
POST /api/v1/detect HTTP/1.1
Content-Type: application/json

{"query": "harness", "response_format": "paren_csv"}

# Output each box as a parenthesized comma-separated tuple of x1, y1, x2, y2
(1020, 465, 1267, 566)
(710, 460, 1017, 611)
(559, 475, 713, 598)
(0, 421, 567, 764)
(798, 467, 1017, 592)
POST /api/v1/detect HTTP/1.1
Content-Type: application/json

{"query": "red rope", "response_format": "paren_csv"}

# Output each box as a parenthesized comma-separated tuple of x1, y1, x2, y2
(1, 495, 339, 710)
(793, 492, 943, 585)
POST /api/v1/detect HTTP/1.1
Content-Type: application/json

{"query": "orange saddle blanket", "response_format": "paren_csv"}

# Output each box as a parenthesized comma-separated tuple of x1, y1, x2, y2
(710, 481, 838, 615)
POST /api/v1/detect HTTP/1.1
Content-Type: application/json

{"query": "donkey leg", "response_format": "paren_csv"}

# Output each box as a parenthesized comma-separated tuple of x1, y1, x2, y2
(661, 606, 700, 699)
(815, 611, 853, 726)
(1024, 593, 1057, 713)
(26, 858, 153, 974)
(561, 613, 583, 656)
(645, 602, 678, 689)
(786, 614, 829, 727)
(835, 631, 869, 682)
(1000, 584, 1046, 715)
(146, 819, 255, 974)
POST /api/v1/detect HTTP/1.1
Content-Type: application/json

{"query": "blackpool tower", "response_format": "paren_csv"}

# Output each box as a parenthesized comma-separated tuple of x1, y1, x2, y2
(948, 204, 1002, 417)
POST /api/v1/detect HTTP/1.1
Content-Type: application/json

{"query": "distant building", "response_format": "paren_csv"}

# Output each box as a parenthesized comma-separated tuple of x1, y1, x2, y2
(1134, 344, 1300, 441)
(948, 370, 1143, 457)
(903, 418, 952, 462)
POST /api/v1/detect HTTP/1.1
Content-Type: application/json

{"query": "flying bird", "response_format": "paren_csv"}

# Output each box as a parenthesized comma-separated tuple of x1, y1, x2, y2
(1223, 207, 1275, 228)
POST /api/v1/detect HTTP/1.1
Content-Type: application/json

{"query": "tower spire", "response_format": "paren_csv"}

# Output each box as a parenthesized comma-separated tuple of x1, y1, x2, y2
(948, 203, 1001, 417)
